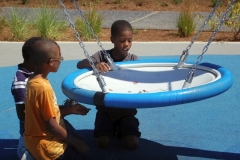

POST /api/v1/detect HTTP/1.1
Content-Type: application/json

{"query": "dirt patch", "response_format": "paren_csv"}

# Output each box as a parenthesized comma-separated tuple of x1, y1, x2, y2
(0, 0, 223, 12)
(0, 0, 236, 42)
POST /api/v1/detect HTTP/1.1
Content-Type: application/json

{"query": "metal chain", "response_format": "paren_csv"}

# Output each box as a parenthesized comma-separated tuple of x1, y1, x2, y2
(177, 0, 222, 68)
(185, 0, 223, 52)
(72, 0, 118, 70)
(192, 0, 236, 71)
(182, 0, 236, 89)
(58, 0, 109, 92)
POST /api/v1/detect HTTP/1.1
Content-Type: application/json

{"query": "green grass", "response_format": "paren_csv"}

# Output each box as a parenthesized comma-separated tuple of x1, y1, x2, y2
(7, 8, 30, 40)
(22, 0, 30, 5)
(172, 0, 182, 5)
(75, 9, 103, 40)
(114, 0, 124, 4)
(0, 13, 6, 33)
(176, 11, 196, 37)
(211, 0, 221, 7)
(34, 7, 66, 40)
(156, 1, 168, 7)
(132, 27, 139, 34)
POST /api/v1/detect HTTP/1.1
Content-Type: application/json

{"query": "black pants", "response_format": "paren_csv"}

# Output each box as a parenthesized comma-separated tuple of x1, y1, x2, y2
(56, 120, 87, 160)
(94, 110, 141, 138)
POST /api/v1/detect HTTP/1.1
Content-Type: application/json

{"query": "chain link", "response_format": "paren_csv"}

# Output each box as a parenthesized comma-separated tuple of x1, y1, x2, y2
(184, 0, 223, 55)
(182, 0, 236, 89)
(72, 0, 117, 70)
(191, 0, 236, 71)
(177, 0, 223, 68)
(58, 0, 109, 92)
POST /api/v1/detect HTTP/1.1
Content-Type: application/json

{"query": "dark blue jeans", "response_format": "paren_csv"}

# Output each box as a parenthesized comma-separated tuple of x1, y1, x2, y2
(56, 120, 87, 160)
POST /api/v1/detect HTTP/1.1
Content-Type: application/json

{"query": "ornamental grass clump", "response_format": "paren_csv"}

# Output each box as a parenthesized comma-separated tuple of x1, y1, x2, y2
(75, 7, 103, 40)
(176, 0, 196, 37)
(0, 14, 6, 33)
(7, 8, 30, 40)
(34, 6, 66, 40)
(172, 0, 182, 5)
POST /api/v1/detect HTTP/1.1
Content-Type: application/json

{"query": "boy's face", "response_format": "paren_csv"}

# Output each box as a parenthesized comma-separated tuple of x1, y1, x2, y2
(111, 29, 133, 58)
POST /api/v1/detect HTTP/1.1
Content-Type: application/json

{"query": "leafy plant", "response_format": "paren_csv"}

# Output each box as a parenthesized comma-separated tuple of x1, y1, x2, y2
(82, 1, 88, 6)
(177, 11, 196, 37)
(22, 0, 30, 4)
(0, 13, 6, 33)
(75, 8, 103, 40)
(172, 0, 182, 5)
(156, 1, 168, 7)
(211, 0, 220, 7)
(7, 8, 30, 40)
(93, 0, 100, 3)
(114, 0, 124, 4)
(209, 0, 240, 41)
(176, 0, 196, 37)
(211, 0, 225, 8)
(34, 6, 66, 39)
(132, 26, 138, 34)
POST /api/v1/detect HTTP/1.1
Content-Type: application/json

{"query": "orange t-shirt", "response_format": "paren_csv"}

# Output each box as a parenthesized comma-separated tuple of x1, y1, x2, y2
(24, 77, 67, 160)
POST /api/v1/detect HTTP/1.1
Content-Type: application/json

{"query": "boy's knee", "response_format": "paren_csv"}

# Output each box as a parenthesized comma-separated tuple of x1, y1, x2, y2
(96, 136, 112, 148)
(122, 135, 139, 150)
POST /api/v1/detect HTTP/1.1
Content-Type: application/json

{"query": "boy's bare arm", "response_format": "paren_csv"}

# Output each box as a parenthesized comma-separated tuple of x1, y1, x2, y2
(95, 62, 111, 72)
(77, 57, 111, 73)
(76, 59, 91, 69)
(16, 104, 25, 122)
(60, 104, 91, 117)
(46, 118, 89, 153)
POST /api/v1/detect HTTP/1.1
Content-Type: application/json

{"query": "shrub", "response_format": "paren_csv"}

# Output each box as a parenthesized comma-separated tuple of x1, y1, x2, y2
(34, 7, 66, 40)
(172, 0, 182, 5)
(177, 11, 196, 37)
(156, 1, 168, 7)
(7, 8, 30, 40)
(22, 0, 30, 5)
(224, 1, 240, 40)
(176, 0, 196, 37)
(114, 0, 124, 4)
(0, 14, 6, 33)
(209, 0, 240, 41)
(132, 26, 138, 34)
(211, 0, 221, 7)
(75, 8, 103, 40)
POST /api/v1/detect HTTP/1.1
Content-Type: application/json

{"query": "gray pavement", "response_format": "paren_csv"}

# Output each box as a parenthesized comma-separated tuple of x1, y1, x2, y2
(0, 7, 239, 67)
(1, 41, 240, 67)
(0, 7, 231, 31)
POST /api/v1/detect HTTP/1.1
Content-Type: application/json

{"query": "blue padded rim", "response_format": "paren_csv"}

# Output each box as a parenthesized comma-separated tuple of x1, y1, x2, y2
(61, 59, 233, 108)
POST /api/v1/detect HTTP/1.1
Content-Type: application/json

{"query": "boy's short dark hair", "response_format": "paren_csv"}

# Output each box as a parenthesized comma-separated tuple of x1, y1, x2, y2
(22, 37, 43, 60)
(31, 39, 59, 66)
(111, 20, 133, 38)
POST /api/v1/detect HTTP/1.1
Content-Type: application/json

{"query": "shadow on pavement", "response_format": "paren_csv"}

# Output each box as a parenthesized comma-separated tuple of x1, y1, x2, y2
(1, 131, 240, 160)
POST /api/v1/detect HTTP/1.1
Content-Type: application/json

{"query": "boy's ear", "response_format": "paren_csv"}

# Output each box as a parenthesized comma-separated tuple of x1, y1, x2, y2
(48, 59, 54, 66)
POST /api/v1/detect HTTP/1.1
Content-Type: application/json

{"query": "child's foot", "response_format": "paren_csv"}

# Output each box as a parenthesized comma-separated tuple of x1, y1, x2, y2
(122, 135, 139, 150)
(97, 136, 112, 148)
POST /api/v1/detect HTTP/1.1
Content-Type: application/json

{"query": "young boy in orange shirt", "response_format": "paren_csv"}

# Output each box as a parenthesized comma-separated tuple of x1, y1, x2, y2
(24, 38, 90, 160)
